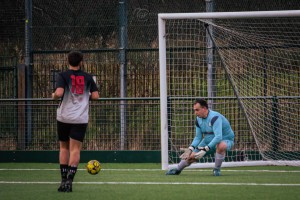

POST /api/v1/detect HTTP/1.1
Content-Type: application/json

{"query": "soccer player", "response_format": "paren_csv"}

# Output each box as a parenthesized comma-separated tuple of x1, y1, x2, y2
(166, 98, 235, 176)
(52, 51, 99, 192)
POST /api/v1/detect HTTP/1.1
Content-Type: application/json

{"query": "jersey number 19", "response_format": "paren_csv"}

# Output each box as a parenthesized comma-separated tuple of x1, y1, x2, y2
(71, 75, 84, 94)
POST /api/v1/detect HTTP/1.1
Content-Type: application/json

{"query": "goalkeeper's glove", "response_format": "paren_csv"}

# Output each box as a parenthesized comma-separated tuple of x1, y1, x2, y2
(198, 146, 210, 152)
(179, 146, 194, 160)
(194, 146, 210, 159)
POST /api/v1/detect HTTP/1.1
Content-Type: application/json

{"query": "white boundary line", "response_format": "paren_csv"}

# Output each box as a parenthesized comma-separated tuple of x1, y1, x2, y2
(1, 168, 300, 173)
(0, 181, 299, 186)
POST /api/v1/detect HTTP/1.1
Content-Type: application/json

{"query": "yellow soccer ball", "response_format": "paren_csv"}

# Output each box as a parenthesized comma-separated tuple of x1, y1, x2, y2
(86, 160, 101, 175)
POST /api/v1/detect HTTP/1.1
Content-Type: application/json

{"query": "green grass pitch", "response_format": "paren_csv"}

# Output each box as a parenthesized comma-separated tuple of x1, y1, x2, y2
(0, 163, 300, 200)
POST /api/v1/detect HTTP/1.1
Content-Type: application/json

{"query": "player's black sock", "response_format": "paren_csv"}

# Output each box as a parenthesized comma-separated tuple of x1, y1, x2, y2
(60, 164, 68, 180)
(58, 164, 68, 192)
(64, 165, 77, 192)
(67, 165, 77, 181)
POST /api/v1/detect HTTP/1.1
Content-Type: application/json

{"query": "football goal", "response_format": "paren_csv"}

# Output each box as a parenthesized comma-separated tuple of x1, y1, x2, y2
(158, 10, 300, 170)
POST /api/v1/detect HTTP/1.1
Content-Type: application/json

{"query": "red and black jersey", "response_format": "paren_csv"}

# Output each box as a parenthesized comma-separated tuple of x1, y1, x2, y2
(55, 69, 98, 124)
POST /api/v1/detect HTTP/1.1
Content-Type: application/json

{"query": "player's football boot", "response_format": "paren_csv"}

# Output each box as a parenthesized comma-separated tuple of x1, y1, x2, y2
(64, 179, 73, 192)
(57, 179, 66, 192)
(165, 168, 181, 175)
(213, 168, 221, 176)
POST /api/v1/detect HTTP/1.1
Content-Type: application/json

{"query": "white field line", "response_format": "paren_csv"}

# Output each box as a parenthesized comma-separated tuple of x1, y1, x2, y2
(0, 168, 300, 173)
(0, 181, 299, 186)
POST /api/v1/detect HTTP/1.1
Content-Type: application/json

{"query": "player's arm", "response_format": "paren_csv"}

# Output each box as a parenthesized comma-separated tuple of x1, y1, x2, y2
(90, 91, 99, 100)
(180, 121, 202, 159)
(207, 116, 222, 148)
(190, 125, 202, 149)
(52, 88, 64, 100)
(52, 73, 65, 100)
(90, 76, 99, 100)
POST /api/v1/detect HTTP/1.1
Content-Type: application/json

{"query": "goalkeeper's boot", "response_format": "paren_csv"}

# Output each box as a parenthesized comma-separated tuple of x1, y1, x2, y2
(64, 179, 73, 192)
(57, 178, 66, 192)
(166, 168, 181, 175)
(213, 168, 221, 176)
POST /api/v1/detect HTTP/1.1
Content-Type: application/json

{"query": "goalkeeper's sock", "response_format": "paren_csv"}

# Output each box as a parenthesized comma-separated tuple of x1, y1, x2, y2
(67, 165, 77, 181)
(214, 153, 225, 169)
(177, 159, 190, 171)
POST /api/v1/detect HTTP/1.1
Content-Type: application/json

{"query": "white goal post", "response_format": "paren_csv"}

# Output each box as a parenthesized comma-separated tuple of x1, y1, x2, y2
(159, 10, 300, 170)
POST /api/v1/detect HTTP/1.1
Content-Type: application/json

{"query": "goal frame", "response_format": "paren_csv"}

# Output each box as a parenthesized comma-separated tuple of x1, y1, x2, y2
(158, 10, 300, 170)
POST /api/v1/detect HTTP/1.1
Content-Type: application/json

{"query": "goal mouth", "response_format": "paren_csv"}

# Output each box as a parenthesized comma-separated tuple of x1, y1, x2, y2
(159, 10, 300, 170)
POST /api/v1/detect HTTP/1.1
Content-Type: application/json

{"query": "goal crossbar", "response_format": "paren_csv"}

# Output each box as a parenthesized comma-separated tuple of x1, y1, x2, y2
(158, 10, 300, 20)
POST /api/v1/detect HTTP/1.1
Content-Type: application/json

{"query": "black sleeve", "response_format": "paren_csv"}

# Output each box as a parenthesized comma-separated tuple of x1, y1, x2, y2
(90, 76, 99, 93)
(56, 73, 65, 89)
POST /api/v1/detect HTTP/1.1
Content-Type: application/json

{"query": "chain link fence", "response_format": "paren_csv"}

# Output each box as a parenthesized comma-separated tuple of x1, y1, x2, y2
(0, 98, 250, 151)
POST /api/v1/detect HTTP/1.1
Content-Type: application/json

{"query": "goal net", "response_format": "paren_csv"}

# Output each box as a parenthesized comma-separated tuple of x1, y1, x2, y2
(158, 10, 300, 170)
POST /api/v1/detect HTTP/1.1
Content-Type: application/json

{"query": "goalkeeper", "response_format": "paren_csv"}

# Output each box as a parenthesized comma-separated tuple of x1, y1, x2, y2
(166, 98, 235, 176)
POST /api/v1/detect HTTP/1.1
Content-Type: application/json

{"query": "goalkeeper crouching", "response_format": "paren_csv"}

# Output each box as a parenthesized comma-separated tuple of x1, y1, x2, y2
(166, 98, 235, 176)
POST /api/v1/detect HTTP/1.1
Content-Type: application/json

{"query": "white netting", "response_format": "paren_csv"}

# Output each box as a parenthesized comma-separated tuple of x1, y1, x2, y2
(160, 12, 300, 168)
(208, 17, 300, 160)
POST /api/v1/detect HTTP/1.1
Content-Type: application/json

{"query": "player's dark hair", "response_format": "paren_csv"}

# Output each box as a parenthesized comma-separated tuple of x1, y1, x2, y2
(68, 51, 83, 67)
(193, 98, 208, 109)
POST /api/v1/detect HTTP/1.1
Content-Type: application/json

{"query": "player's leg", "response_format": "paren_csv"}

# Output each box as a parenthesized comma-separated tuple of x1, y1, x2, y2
(166, 151, 198, 175)
(57, 121, 70, 192)
(67, 138, 82, 178)
(58, 141, 69, 191)
(166, 139, 209, 175)
(213, 140, 234, 176)
(65, 123, 87, 192)
(166, 158, 192, 175)
(64, 138, 82, 192)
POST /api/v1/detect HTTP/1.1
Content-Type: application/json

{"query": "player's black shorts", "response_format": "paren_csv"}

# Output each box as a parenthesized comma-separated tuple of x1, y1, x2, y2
(57, 121, 88, 142)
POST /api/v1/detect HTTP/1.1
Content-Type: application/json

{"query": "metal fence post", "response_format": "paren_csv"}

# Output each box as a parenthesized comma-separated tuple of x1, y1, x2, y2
(119, 0, 128, 150)
(25, 0, 33, 146)
(17, 64, 26, 150)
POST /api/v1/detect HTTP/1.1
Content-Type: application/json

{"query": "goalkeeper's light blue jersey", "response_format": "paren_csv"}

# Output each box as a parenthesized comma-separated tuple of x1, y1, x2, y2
(191, 109, 234, 149)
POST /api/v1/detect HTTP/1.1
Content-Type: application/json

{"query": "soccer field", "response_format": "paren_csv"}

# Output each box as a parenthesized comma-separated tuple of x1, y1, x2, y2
(0, 163, 300, 200)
